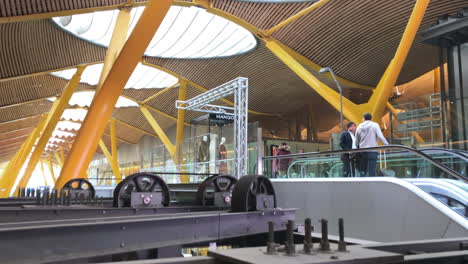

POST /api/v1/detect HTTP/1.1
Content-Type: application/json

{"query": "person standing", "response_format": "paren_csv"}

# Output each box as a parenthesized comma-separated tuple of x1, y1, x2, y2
(277, 142, 292, 178)
(355, 113, 389, 176)
(339, 122, 356, 177)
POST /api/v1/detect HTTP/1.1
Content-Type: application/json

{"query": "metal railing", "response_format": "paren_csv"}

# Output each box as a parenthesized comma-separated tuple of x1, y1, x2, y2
(263, 145, 468, 182)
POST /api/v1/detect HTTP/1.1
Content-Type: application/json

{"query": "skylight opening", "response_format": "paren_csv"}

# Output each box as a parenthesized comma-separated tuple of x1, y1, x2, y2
(50, 64, 177, 89)
(52, 6, 257, 59)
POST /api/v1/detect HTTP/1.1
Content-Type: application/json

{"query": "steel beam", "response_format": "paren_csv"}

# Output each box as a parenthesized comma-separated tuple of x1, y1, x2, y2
(110, 119, 122, 182)
(0, 115, 48, 198)
(15, 67, 84, 193)
(141, 82, 180, 104)
(0, 209, 294, 263)
(260, 0, 332, 37)
(367, 0, 430, 122)
(56, 0, 174, 189)
(96, 8, 132, 92)
(140, 105, 176, 160)
(47, 156, 56, 182)
(265, 39, 365, 124)
(98, 139, 121, 184)
(53, 151, 63, 167)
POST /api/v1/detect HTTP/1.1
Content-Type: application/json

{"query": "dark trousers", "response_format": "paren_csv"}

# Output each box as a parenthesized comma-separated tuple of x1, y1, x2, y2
(359, 152, 378, 177)
(341, 154, 355, 177)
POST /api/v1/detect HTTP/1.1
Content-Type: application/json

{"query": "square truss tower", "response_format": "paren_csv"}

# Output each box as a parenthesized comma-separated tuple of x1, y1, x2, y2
(176, 77, 248, 178)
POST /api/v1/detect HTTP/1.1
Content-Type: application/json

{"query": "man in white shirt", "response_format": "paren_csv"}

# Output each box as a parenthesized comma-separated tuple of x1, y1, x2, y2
(356, 113, 389, 176)
(339, 122, 356, 177)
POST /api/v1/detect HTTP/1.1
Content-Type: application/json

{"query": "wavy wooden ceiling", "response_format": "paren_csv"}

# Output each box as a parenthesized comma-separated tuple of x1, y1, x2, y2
(0, 0, 465, 161)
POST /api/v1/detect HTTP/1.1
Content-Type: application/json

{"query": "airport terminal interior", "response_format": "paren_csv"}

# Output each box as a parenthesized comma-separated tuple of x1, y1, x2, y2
(0, 0, 467, 263)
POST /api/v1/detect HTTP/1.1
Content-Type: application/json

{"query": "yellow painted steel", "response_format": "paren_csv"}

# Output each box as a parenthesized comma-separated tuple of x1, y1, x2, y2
(110, 119, 122, 182)
(141, 82, 180, 104)
(0, 115, 48, 197)
(261, 0, 332, 37)
(56, 0, 174, 189)
(97, 8, 131, 92)
(114, 118, 160, 139)
(175, 80, 189, 183)
(265, 39, 365, 124)
(15, 67, 84, 192)
(54, 151, 63, 167)
(98, 139, 121, 184)
(271, 41, 373, 90)
(39, 160, 48, 186)
(1, 0, 370, 93)
(140, 105, 176, 160)
(368, 0, 430, 122)
(60, 148, 65, 165)
(47, 156, 56, 182)
(386, 102, 424, 143)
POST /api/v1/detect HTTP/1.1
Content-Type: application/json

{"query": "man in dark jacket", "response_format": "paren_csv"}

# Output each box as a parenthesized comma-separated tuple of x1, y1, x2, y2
(339, 122, 356, 177)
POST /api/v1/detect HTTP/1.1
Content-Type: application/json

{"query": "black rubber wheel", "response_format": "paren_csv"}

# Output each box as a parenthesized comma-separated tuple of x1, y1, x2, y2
(113, 173, 171, 208)
(196, 175, 237, 206)
(62, 178, 95, 198)
(231, 175, 276, 212)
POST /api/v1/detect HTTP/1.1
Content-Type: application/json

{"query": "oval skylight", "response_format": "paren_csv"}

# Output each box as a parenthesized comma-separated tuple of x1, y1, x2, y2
(50, 64, 177, 89)
(48, 91, 138, 109)
(52, 6, 257, 59)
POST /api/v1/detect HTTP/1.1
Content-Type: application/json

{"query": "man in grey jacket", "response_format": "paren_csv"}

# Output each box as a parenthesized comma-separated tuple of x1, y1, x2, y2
(355, 113, 389, 176)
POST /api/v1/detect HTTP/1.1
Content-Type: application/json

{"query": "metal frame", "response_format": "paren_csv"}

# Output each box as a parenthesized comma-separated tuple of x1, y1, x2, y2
(0, 208, 294, 263)
(176, 77, 249, 178)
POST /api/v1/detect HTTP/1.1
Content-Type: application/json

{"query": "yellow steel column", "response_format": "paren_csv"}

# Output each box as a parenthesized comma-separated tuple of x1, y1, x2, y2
(140, 105, 176, 160)
(96, 7, 132, 92)
(15, 67, 84, 191)
(59, 148, 65, 164)
(265, 39, 364, 123)
(260, 0, 332, 37)
(39, 160, 48, 186)
(110, 119, 122, 182)
(53, 151, 63, 167)
(175, 80, 188, 182)
(368, 0, 430, 121)
(56, 0, 174, 189)
(98, 140, 117, 185)
(0, 115, 48, 197)
(47, 156, 56, 182)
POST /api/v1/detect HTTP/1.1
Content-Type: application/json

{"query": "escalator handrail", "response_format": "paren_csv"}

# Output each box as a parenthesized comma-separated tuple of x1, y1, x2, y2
(263, 144, 468, 182)
(418, 148, 468, 160)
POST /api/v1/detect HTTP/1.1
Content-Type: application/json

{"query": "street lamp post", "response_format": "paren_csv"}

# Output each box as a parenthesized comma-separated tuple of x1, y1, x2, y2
(319, 67, 344, 131)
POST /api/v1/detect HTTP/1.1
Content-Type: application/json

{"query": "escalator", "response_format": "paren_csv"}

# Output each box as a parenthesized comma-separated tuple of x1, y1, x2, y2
(263, 145, 468, 242)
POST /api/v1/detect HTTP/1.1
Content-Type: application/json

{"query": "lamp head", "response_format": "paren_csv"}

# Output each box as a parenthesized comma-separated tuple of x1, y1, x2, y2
(319, 67, 330, 74)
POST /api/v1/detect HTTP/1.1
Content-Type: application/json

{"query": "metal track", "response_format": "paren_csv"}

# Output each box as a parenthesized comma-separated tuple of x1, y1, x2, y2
(0, 208, 295, 264)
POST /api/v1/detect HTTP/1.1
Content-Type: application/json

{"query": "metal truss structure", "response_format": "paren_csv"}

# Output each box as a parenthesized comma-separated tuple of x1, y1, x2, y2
(176, 77, 249, 178)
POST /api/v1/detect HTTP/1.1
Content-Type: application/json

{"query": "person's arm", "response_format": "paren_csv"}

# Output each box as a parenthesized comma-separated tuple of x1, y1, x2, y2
(355, 128, 361, 148)
(375, 124, 389, 145)
(339, 132, 346, 149)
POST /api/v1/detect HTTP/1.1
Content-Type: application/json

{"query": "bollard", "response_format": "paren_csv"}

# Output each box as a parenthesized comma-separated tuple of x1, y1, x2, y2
(59, 189, 65, 206)
(338, 218, 347, 252)
(66, 190, 71, 206)
(285, 220, 296, 255)
(319, 219, 330, 251)
(43, 188, 49, 206)
(266, 221, 276, 254)
(36, 188, 41, 205)
(303, 218, 313, 254)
